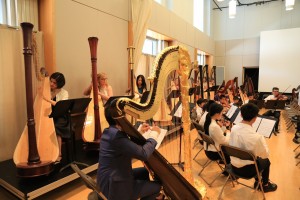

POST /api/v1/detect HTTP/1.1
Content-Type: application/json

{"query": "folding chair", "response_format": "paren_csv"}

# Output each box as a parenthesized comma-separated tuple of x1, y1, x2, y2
(197, 131, 225, 187)
(70, 164, 107, 200)
(192, 122, 208, 166)
(219, 144, 266, 200)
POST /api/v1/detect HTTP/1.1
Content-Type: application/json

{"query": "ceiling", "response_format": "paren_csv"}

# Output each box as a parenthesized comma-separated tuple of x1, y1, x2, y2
(212, 0, 282, 11)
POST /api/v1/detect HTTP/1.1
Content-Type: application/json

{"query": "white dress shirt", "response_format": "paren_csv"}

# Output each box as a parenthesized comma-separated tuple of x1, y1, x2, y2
(199, 111, 208, 127)
(264, 94, 275, 102)
(205, 119, 230, 152)
(55, 88, 68, 101)
(196, 107, 203, 122)
(229, 122, 269, 168)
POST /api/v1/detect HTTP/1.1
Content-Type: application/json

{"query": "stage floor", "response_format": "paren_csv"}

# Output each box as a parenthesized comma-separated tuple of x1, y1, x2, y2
(0, 140, 99, 200)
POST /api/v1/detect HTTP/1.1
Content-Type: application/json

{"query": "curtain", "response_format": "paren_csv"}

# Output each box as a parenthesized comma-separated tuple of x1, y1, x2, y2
(131, 0, 152, 72)
(0, 26, 44, 161)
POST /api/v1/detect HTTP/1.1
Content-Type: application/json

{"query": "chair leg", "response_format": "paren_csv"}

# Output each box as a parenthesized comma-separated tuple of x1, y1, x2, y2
(198, 160, 212, 176)
(218, 175, 230, 200)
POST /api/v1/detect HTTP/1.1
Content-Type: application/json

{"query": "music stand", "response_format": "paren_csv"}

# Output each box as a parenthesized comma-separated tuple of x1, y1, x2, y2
(249, 100, 265, 109)
(265, 100, 286, 110)
(140, 91, 150, 104)
(169, 126, 185, 171)
(50, 98, 92, 172)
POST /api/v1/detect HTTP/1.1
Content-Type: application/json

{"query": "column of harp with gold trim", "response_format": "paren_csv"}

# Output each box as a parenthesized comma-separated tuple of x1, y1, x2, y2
(109, 46, 206, 199)
(13, 22, 59, 177)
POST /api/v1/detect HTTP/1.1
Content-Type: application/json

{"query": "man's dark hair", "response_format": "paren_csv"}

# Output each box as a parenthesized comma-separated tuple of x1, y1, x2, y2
(104, 106, 117, 126)
(220, 94, 226, 99)
(203, 100, 215, 112)
(196, 98, 207, 106)
(240, 103, 259, 121)
(247, 92, 253, 97)
(233, 96, 239, 101)
(272, 87, 279, 91)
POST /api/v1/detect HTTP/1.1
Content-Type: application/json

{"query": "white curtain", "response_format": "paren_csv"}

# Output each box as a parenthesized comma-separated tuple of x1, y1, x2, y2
(0, 26, 44, 161)
(131, 0, 152, 72)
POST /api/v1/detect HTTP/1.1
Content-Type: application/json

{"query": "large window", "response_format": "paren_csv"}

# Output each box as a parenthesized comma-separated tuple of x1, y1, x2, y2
(193, 0, 204, 32)
(142, 37, 168, 56)
(0, 0, 38, 29)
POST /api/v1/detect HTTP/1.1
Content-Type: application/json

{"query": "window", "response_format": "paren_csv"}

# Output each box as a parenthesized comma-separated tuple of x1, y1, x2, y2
(193, 0, 204, 32)
(142, 37, 167, 56)
(197, 53, 205, 66)
(0, 0, 38, 29)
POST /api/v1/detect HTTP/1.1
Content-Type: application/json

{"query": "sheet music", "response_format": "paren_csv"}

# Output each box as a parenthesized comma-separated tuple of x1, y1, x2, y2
(252, 117, 262, 131)
(256, 118, 276, 138)
(140, 125, 167, 149)
(226, 105, 238, 119)
(174, 103, 183, 118)
(233, 111, 243, 124)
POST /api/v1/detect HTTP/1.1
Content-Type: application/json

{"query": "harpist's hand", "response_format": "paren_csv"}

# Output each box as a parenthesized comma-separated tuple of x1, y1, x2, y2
(141, 123, 151, 133)
(151, 125, 161, 134)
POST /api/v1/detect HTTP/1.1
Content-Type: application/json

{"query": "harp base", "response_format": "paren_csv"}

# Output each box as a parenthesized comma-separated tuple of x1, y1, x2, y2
(16, 161, 54, 178)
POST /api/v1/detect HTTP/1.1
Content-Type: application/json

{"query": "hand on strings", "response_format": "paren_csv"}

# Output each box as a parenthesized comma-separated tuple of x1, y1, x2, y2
(151, 125, 161, 134)
(140, 123, 151, 133)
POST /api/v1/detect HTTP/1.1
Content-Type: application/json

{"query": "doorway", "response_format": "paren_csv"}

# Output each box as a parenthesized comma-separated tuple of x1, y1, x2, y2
(243, 67, 259, 91)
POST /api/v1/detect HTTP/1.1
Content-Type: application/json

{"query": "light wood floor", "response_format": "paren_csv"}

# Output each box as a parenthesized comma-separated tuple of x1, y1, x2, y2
(1, 111, 299, 200)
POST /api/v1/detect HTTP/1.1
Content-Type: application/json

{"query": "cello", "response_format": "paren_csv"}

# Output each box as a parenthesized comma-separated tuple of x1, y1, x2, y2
(13, 23, 59, 177)
(82, 37, 109, 150)
(109, 46, 203, 199)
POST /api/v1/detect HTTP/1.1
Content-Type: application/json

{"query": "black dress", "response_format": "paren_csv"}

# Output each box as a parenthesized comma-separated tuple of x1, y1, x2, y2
(52, 97, 71, 139)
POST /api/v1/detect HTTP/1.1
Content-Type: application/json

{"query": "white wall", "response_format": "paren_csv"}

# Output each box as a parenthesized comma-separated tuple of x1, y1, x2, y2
(55, 0, 130, 98)
(213, 0, 300, 84)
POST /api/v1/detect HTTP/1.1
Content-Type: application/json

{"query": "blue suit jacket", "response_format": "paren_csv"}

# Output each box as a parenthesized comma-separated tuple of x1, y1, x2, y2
(97, 126, 157, 200)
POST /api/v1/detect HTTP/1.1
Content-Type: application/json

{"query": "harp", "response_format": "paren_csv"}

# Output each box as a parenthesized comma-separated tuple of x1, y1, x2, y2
(109, 46, 202, 199)
(82, 37, 109, 150)
(13, 23, 59, 177)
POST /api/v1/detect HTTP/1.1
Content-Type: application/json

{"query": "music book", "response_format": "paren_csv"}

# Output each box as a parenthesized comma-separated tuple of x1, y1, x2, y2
(225, 105, 240, 122)
(139, 125, 167, 149)
(173, 102, 196, 118)
(265, 100, 286, 109)
(233, 112, 276, 138)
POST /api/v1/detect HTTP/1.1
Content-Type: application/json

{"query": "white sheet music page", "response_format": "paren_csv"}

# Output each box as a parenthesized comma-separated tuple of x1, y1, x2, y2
(174, 103, 183, 118)
(226, 105, 238, 119)
(252, 117, 262, 131)
(256, 118, 276, 138)
(233, 111, 243, 124)
(140, 125, 167, 149)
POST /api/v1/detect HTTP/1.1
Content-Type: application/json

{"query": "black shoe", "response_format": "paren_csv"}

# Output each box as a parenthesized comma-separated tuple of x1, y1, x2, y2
(222, 170, 229, 176)
(218, 160, 225, 164)
(275, 129, 280, 133)
(262, 181, 277, 193)
(293, 137, 300, 144)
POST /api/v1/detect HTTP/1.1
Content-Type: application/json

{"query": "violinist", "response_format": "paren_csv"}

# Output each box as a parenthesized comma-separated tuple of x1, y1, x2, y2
(244, 92, 254, 104)
(263, 87, 286, 133)
(195, 98, 208, 122)
(220, 94, 231, 111)
(230, 96, 240, 107)
(214, 86, 224, 101)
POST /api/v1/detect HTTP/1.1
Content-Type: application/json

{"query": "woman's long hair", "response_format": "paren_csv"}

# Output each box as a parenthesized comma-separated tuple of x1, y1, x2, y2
(136, 74, 147, 91)
(204, 103, 223, 136)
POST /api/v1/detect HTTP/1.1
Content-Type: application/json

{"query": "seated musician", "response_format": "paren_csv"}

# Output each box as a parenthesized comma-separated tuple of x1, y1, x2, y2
(244, 92, 254, 104)
(97, 106, 163, 200)
(83, 72, 113, 105)
(199, 100, 215, 127)
(263, 87, 287, 132)
(135, 74, 147, 100)
(214, 86, 224, 101)
(43, 72, 68, 162)
(230, 96, 240, 107)
(195, 98, 208, 122)
(229, 103, 277, 192)
(204, 103, 231, 165)
(220, 94, 231, 112)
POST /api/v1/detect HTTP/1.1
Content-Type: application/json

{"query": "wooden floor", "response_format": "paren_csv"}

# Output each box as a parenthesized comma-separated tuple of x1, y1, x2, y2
(1, 110, 300, 200)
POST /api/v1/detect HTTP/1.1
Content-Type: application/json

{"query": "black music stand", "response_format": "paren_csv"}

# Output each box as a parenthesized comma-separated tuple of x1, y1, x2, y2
(140, 91, 150, 104)
(249, 100, 265, 109)
(169, 125, 185, 171)
(265, 100, 286, 110)
(50, 98, 92, 172)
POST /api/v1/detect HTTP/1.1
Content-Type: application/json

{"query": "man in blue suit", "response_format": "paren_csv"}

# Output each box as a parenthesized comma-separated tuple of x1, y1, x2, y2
(97, 106, 162, 200)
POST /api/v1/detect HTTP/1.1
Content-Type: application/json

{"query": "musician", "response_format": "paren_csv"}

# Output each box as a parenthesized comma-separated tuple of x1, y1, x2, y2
(204, 103, 231, 165)
(230, 96, 240, 107)
(97, 106, 162, 200)
(199, 100, 215, 127)
(135, 74, 147, 99)
(229, 103, 277, 192)
(83, 72, 113, 105)
(214, 86, 224, 101)
(244, 92, 254, 104)
(195, 98, 208, 122)
(263, 87, 287, 132)
(43, 72, 69, 162)
(220, 94, 231, 112)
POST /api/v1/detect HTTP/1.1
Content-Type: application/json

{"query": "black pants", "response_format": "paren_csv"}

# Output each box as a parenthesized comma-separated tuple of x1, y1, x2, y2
(232, 158, 271, 184)
(131, 167, 161, 200)
(263, 110, 280, 130)
(205, 150, 231, 164)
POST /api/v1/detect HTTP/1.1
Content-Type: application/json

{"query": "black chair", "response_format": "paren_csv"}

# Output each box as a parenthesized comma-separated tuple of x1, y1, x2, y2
(198, 131, 225, 187)
(70, 164, 107, 200)
(218, 144, 266, 200)
(192, 122, 208, 167)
